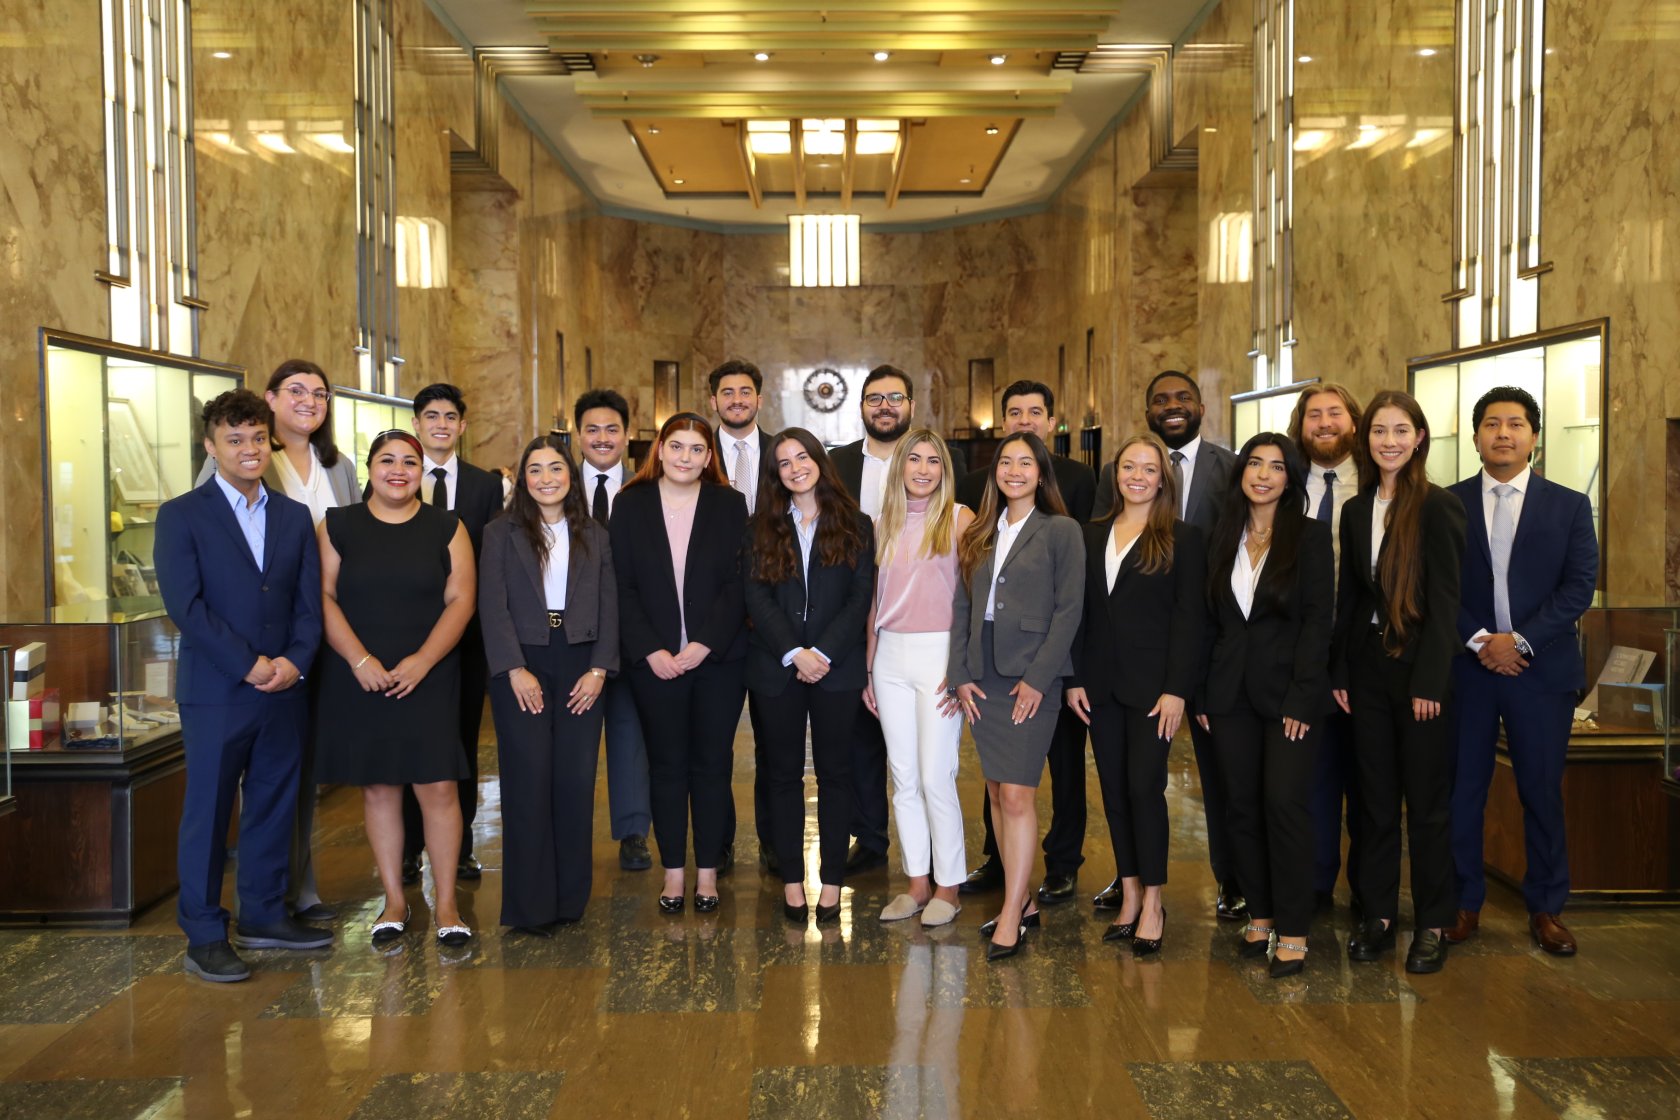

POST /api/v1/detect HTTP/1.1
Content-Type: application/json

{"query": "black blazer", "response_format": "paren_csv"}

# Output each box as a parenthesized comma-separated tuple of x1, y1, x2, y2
(957, 454, 1097, 523)
(453, 459, 506, 557)
(1203, 518, 1335, 722)
(1332, 485, 1467, 702)
(478, 516, 618, 678)
(1070, 520, 1207, 709)
(743, 510, 876, 696)
(610, 482, 749, 665)
(830, 438, 968, 506)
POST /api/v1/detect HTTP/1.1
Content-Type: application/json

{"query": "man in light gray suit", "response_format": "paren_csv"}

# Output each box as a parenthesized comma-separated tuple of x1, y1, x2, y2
(1092, 370, 1246, 921)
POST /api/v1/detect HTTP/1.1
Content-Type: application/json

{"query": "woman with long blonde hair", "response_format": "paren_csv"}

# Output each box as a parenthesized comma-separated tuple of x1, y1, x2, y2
(865, 430, 975, 927)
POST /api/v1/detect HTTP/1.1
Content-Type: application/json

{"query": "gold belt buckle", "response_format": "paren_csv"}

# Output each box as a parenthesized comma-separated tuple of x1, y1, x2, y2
(547, 610, 564, 629)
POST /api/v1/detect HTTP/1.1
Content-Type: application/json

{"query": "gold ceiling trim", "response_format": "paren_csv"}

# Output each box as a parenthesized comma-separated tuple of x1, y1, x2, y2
(575, 76, 1073, 119)
(1078, 44, 1196, 173)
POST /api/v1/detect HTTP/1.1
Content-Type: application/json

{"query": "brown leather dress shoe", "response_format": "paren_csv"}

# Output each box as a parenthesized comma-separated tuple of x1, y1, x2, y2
(1530, 912, 1577, 956)
(1443, 908, 1479, 944)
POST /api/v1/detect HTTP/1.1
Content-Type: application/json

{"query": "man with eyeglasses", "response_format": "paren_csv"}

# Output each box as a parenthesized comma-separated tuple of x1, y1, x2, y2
(829, 365, 966, 872)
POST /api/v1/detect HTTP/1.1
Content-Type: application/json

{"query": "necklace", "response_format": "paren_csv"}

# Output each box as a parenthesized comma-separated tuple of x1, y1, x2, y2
(1247, 522, 1273, 542)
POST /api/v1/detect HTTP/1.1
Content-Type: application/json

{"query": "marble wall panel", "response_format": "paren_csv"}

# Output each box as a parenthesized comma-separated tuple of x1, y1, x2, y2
(1129, 185, 1201, 396)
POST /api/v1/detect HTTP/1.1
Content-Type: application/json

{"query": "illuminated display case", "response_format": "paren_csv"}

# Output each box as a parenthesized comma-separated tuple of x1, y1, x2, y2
(1574, 600, 1675, 740)
(1230, 378, 1319, 450)
(332, 386, 418, 491)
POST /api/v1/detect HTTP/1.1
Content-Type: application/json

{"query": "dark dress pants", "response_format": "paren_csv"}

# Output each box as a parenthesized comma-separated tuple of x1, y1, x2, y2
(631, 657, 746, 870)
(602, 673, 652, 840)
(490, 632, 605, 927)
(1310, 706, 1362, 897)
(745, 690, 774, 856)
(404, 619, 487, 862)
(1188, 711, 1235, 886)
(1208, 704, 1318, 937)
(1450, 659, 1574, 915)
(178, 696, 306, 946)
(848, 705, 891, 855)
(976, 703, 1088, 875)
(1089, 700, 1171, 885)
(757, 682, 859, 886)
(1350, 631, 1457, 930)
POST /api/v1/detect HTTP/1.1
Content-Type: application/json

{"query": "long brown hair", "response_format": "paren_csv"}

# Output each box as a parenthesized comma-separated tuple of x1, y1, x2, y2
(507, 434, 590, 570)
(1100, 433, 1178, 576)
(623, 412, 728, 488)
(1356, 389, 1433, 654)
(957, 432, 1068, 584)
(265, 359, 342, 468)
(749, 428, 867, 584)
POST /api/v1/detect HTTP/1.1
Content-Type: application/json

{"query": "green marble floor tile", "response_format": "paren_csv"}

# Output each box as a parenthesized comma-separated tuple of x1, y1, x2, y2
(749, 1065, 949, 1120)
(349, 1071, 564, 1120)
(1127, 1060, 1353, 1119)
(1495, 1055, 1680, 1119)
(602, 927, 760, 1012)
(0, 936, 182, 1025)
(0, 1076, 184, 1119)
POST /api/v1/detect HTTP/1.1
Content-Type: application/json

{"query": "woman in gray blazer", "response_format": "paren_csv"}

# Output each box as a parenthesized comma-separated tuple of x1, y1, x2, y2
(948, 433, 1084, 960)
(480, 434, 618, 935)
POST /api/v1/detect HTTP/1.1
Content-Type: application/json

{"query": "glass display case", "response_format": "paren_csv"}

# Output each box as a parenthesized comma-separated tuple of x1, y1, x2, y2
(1408, 319, 1607, 559)
(332, 386, 417, 491)
(0, 604, 182, 756)
(0, 645, 15, 815)
(1574, 599, 1676, 740)
(41, 330, 243, 609)
(1230, 378, 1319, 450)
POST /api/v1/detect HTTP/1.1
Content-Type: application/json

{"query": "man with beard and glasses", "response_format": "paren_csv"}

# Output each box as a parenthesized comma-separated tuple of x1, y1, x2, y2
(1287, 383, 1365, 918)
(1094, 370, 1247, 920)
(830, 365, 967, 872)
(954, 380, 1096, 904)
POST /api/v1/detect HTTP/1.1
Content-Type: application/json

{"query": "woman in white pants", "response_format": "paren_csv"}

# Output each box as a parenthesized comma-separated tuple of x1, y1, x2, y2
(864, 429, 975, 927)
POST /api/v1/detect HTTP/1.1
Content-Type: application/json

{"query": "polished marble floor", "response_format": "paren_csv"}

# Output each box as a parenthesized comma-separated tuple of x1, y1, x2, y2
(3, 719, 1679, 1119)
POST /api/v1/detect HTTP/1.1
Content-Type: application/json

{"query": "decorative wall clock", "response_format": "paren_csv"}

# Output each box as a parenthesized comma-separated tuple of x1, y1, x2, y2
(802, 367, 847, 412)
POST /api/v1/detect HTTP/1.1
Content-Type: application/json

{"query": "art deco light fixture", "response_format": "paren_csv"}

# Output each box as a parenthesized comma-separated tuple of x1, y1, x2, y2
(788, 215, 860, 287)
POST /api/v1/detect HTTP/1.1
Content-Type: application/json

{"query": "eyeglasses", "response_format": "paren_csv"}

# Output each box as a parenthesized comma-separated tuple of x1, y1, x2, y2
(863, 392, 910, 407)
(281, 383, 332, 403)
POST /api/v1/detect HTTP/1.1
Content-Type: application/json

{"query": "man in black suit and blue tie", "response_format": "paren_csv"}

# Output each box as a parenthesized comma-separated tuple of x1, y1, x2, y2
(155, 389, 333, 982)
(1445, 386, 1596, 956)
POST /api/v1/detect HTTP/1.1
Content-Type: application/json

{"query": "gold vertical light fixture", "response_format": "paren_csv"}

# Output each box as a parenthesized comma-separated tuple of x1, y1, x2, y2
(788, 215, 860, 288)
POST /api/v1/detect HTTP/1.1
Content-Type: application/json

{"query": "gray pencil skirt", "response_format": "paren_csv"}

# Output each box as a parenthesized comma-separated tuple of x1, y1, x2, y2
(970, 622, 1062, 788)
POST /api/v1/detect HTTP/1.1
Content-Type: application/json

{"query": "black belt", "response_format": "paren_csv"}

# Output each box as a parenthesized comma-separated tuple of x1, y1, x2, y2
(546, 610, 565, 629)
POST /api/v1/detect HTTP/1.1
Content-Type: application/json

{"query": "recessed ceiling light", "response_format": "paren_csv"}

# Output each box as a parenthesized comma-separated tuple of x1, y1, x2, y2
(959, 177, 971, 184)
(673, 178, 685, 185)
(647, 126, 660, 134)
(985, 125, 999, 135)
(1417, 47, 1437, 57)
(754, 51, 771, 62)
(1204, 126, 1218, 133)
(873, 51, 890, 62)
(635, 53, 658, 68)
(211, 50, 232, 59)
(989, 53, 1007, 65)
(1297, 54, 1312, 63)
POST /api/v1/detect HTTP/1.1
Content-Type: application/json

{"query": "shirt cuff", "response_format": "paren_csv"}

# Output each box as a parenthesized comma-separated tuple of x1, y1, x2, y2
(811, 648, 831, 664)
(1466, 628, 1490, 652)
(781, 648, 801, 667)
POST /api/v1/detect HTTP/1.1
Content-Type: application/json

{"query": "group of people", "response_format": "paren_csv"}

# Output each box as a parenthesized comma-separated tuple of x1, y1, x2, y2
(156, 355, 1595, 985)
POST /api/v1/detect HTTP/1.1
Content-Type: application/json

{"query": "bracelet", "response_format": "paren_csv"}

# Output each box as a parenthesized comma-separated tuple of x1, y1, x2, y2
(589, 668, 605, 678)
(354, 654, 371, 670)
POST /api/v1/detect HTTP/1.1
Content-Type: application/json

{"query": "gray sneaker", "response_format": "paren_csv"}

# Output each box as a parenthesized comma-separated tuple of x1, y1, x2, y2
(231, 917, 334, 950)
(184, 940, 251, 983)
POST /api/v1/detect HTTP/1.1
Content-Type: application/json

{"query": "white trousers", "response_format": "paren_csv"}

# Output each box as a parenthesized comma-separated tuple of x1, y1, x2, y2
(874, 630, 967, 886)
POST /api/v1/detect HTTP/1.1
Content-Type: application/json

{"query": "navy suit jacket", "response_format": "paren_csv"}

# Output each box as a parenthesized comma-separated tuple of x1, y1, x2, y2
(154, 478, 323, 706)
(1450, 471, 1597, 694)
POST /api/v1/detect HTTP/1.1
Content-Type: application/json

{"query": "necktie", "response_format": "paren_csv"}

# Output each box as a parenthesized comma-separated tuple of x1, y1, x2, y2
(1490, 483, 1516, 633)
(431, 467, 448, 509)
(733, 439, 753, 513)
(1316, 469, 1337, 523)
(1169, 450, 1186, 517)
(592, 472, 610, 527)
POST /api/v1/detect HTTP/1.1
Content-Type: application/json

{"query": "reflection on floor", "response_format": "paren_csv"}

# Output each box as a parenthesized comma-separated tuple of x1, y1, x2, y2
(3, 719, 1679, 1118)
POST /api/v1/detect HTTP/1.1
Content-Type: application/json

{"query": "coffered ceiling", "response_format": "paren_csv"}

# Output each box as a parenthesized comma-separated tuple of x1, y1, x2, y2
(427, 0, 1213, 228)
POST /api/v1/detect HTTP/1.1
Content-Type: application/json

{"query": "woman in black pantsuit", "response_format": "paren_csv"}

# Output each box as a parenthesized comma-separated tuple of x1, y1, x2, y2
(1200, 433, 1334, 978)
(1333, 390, 1466, 975)
(481, 435, 617, 936)
(1066, 433, 1205, 956)
(610, 412, 749, 914)
(744, 428, 876, 924)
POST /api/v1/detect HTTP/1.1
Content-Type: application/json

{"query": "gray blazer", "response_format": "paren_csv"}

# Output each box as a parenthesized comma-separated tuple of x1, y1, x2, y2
(1092, 438, 1236, 531)
(478, 515, 618, 678)
(195, 447, 361, 508)
(948, 511, 1085, 694)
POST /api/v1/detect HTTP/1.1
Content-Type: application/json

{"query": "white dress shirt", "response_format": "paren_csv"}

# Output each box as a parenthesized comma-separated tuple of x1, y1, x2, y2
(1104, 525, 1138, 592)
(1232, 529, 1268, 619)
(1304, 456, 1354, 559)
(541, 520, 570, 610)
(983, 508, 1034, 621)
(423, 451, 459, 509)
(1170, 435, 1204, 520)
(1370, 495, 1391, 623)
(859, 447, 892, 520)
(780, 503, 831, 666)
(272, 443, 339, 526)
(582, 460, 626, 517)
(721, 428, 761, 513)
(1467, 465, 1534, 652)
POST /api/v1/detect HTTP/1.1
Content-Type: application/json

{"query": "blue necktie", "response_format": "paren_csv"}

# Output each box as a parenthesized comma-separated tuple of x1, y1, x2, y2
(1490, 483, 1516, 633)
(1315, 469, 1336, 523)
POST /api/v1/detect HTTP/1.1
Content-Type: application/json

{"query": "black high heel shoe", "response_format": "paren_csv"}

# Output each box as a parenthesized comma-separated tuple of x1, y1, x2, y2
(1103, 913, 1139, 943)
(814, 901, 841, 923)
(987, 923, 1027, 961)
(1239, 924, 1274, 959)
(658, 894, 685, 914)
(980, 910, 1040, 938)
(1270, 939, 1308, 978)
(783, 900, 809, 923)
(1132, 907, 1167, 957)
(694, 891, 720, 913)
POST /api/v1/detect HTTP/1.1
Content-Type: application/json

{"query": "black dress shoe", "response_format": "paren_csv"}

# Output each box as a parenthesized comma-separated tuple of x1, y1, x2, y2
(457, 854, 483, 881)
(511, 923, 556, 938)
(814, 901, 842, 923)
(1238, 925, 1274, 959)
(783, 901, 809, 923)
(958, 857, 1003, 895)
(979, 910, 1040, 937)
(761, 847, 781, 875)
(844, 842, 887, 874)
(291, 902, 338, 923)
(1037, 873, 1078, 905)
(1132, 908, 1167, 957)
(1347, 918, 1397, 962)
(231, 917, 334, 951)
(694, 892, 721, 913)
(1269, 948, 1308, 978)
(1216, 883, 1248, 921)
(1405, 928, 1448, 974)
(1092, 880, 1124, 910)
(401, 855, 422, 886)
(658, 894, 685, 914)
(987, 924, 1026, 961)
(184, 940, 250, 983)
(619, 835, 653, 871)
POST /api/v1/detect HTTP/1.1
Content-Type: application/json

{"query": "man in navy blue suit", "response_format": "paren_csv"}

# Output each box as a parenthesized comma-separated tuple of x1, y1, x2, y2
(155, 389, 333, 981)
(1445, 386, 1596, 956)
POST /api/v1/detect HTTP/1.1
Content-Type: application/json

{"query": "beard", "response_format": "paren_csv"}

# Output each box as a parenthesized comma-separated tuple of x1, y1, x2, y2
(1303, 427, 1358, 467)
(866, 411, 911, 442)
(1147, 409, 1202, 449)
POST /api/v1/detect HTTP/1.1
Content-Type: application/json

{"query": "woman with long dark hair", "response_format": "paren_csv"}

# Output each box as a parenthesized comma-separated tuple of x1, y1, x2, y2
(1199, 433, 1333, 976)
(947, 432, 1084, 960)
(744, 429, 875, 923)
(1333, 390, 1466, 975)
(480, 435, 617, 935)
(611, 412, 749, 914)
(1066, 433, 1206, 956)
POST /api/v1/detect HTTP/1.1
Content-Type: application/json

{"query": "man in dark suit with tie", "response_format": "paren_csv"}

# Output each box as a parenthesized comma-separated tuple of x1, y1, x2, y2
(1445, 386, 1596, 956)
(155, 388, 332, 982)
(1091, 370, 1245, 918)
(576, 388, 654, 871)
(827, 365, 966, 872)
(400, 383, 506, 885)
(955, 380, 1095, 904)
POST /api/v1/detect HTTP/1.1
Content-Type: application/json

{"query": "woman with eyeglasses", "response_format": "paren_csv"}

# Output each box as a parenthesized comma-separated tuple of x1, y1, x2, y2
(316, 430, 478, 946)
(611, 412, 750, 914)
(744, 428, 875, 924)
(481, 435, 617, 936)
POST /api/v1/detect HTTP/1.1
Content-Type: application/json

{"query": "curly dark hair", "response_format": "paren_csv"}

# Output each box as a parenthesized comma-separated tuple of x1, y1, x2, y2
(202, 388, 273, 433)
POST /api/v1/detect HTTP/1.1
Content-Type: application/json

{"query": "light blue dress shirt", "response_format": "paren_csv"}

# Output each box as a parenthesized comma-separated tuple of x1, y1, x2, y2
(213, 473, 268, 569)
